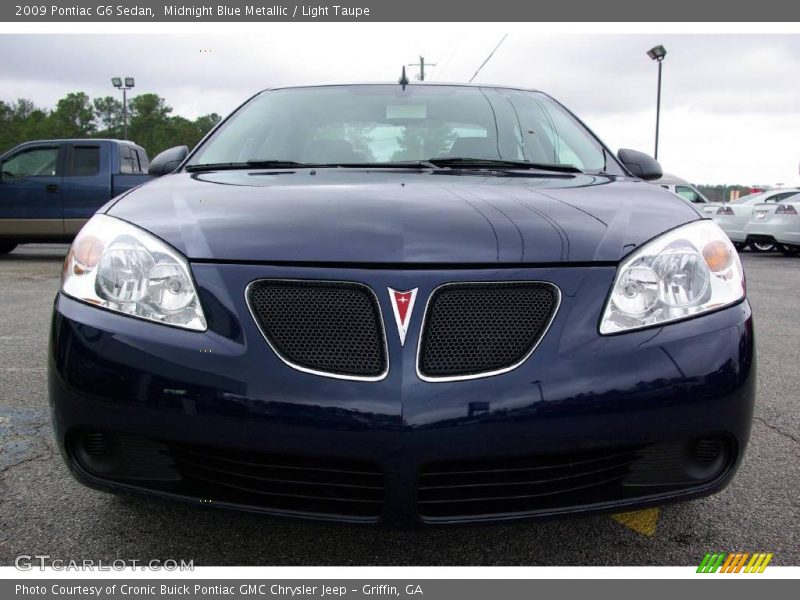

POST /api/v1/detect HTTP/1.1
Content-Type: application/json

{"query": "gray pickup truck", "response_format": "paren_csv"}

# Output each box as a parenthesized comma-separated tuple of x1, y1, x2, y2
(0, 139, 150, 254)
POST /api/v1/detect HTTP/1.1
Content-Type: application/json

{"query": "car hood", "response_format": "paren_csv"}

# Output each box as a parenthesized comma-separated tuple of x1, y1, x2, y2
(106, 169, 699, 264)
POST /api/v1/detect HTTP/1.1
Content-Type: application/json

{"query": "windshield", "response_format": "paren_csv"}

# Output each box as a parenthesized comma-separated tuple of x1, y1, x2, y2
(188, 85, 620, 173)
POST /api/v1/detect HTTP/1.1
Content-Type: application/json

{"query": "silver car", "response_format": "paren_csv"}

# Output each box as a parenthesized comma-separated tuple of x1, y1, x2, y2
(706, 189, 800, 252)
(744, 193, 800, 255)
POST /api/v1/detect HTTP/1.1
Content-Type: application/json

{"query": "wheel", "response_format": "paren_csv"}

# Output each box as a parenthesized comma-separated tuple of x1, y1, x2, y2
(779, 244, 800, 256)
(0, 242, 17, 255)
(748, 241, 775, 253)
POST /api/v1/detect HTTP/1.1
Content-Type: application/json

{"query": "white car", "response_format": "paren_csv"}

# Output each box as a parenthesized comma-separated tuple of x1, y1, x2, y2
(705, 189, 800, 252)
(744, 193, 800, 256)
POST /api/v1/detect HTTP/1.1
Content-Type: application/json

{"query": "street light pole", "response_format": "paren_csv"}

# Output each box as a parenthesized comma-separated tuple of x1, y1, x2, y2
(111, 77, 135, 140)
(122, 87, 128, 140)
(654, 59, 662, 160)
(646, 45, 667, 161)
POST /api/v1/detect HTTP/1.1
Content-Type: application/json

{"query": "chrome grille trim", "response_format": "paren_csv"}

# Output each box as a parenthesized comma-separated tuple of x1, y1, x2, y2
(245, 279, 390, 382)
(415, 281, 561, 382)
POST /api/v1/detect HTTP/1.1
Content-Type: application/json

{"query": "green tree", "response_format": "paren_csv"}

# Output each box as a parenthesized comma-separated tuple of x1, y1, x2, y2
(127, 93, 174, 155)
(49, 92, 96, 137)
(93, 95, 124, 137)
(0, 98, 55, 153)
(391, 123, 455, 161)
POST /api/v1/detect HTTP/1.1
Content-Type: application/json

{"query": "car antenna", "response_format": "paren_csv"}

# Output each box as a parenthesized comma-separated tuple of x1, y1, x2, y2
(398, 66, 410, 90)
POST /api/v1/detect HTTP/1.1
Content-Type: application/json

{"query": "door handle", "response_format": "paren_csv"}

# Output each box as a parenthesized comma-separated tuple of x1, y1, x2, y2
(46, 184, 60, 193)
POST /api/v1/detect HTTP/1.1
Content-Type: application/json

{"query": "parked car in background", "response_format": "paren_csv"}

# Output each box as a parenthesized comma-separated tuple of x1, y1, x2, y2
(0, 139, 150, 254)
(744, 192, 800, 255)
(704, 188, 800, 252)
(652, 173, 709, 204)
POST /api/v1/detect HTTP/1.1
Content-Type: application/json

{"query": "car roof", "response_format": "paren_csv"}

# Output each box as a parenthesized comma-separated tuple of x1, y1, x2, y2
(259, 82, 542, 94)
(17, 138, 135, 145)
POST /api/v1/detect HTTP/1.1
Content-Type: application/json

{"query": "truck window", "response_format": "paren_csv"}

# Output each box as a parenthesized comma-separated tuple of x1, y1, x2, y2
(675, 185, 704, 203)
(66, 146, 100, 177)
(134, 148, 149, 172)
(120, 146, 134, 174)
(131, 149, 145, 173)
(131, 149, 142, 173)
(1, 146, 60, 179)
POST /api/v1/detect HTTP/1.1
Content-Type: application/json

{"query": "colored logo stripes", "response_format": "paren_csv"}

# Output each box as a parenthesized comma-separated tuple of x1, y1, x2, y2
(697, 552, 773, 573)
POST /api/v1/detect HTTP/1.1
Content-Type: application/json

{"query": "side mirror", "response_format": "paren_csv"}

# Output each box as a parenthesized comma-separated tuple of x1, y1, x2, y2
(148, 145, 189, 177)
(617, 148, 663, 181)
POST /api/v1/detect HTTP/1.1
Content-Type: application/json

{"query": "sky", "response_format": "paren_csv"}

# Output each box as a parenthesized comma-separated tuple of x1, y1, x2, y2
(0, 26, 798, 186)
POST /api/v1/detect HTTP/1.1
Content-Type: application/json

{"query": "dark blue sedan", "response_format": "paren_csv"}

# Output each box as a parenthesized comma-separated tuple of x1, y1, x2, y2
(49, 84, 754, 525)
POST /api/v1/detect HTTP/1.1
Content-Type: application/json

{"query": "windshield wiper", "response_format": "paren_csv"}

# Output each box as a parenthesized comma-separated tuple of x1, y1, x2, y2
(185, 160, 311, 172)
(330, 160, 442, 170)
(185, 160, 443, 172)
(426, 157, 582, 173)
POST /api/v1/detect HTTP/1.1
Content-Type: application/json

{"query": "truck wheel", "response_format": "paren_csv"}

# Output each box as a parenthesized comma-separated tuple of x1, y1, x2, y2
(779, 244, 800, 256)
(0, 243, 17, 255)
(748, 241, 775, 253)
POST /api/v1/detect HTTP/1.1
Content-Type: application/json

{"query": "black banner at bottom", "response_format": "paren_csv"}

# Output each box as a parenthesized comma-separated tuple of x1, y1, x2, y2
(3, 579, 793, 600)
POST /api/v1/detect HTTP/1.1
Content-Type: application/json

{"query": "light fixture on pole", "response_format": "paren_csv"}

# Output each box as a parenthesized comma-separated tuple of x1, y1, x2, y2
(111, 76, 135, 140)
(646, 45, 666, 160)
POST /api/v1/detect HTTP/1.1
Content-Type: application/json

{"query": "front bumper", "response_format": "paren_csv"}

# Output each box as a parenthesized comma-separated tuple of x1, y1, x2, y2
(49, 263, 756, 525)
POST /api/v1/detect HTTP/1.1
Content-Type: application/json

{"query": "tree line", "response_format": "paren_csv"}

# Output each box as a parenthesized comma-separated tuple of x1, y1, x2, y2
(0, 92, 222, 159)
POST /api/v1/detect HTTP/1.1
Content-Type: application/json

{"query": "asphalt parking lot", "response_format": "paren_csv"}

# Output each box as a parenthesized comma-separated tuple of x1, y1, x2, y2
(0, 244, 797, 566)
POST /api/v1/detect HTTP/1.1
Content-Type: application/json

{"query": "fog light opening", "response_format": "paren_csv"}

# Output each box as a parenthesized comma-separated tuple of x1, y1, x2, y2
(683, 436, 728, 482)
(74, 429, 118, 476)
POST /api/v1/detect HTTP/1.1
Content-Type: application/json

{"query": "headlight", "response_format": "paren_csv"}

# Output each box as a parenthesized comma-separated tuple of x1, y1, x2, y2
(599, 220, 744, 334)
(62, 214, 207, 331)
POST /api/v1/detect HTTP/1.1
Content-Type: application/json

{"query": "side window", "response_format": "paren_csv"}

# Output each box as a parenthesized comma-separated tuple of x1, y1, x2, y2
(136, 149, 149, 172)
(120, 146, 134, 174)
(1, 146, 60, 179)
(65, 146, 100, 177)
(676, 185, 703, 203)
(772, 192, 797, 202)
(131, 149, 142, 173)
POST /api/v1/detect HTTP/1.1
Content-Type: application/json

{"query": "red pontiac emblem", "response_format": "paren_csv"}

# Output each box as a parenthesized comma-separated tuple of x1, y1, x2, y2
(388, 288, 419, 346)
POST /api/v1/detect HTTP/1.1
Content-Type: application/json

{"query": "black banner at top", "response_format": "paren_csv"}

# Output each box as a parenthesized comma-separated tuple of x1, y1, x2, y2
(3, 0, 800, 22)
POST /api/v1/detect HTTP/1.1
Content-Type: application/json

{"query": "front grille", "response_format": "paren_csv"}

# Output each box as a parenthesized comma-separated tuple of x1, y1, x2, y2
(170, 443, 385, 520)
(418, 282, 559, 379)
(247, 280, 388, 380)
(417, 446, 638, 520)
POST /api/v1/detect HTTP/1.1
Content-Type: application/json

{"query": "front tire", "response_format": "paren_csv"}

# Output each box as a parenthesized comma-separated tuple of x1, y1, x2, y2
(0, 242, 17, 255)
(748, 241, 775, 253)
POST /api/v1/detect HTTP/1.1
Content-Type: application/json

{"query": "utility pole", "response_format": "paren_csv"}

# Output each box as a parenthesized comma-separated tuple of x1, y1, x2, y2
(408, 56, 436, 81)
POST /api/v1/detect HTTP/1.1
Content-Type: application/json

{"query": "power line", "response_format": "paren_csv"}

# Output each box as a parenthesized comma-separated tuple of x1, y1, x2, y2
(434, 35, 461, 81)
(469, 33, 508, 83)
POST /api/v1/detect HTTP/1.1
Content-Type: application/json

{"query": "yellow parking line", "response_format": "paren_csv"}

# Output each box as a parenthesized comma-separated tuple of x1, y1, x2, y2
(610, 507, 661, 537)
